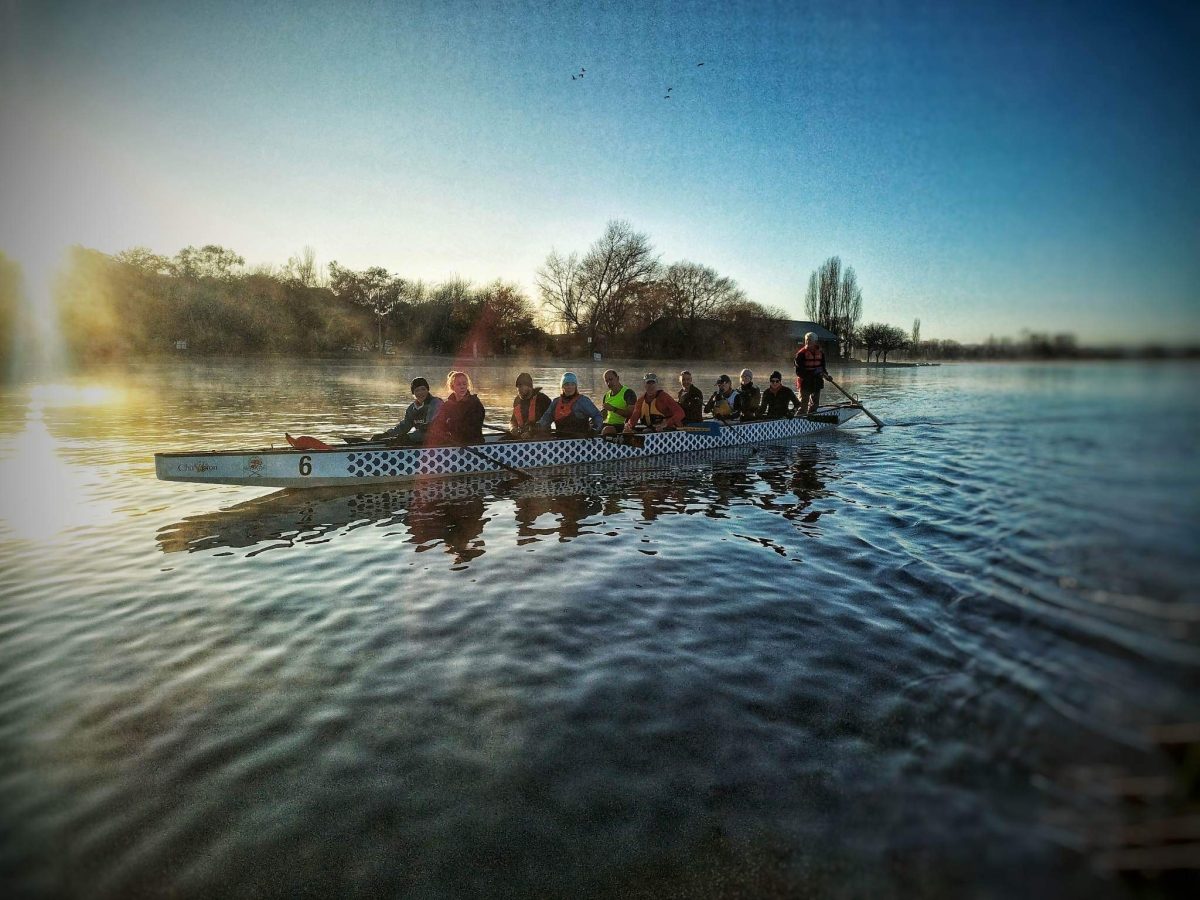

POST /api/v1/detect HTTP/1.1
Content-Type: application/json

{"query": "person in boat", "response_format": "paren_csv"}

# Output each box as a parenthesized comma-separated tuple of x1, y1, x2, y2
(371, 377, 443, 444)
(677, 370, 704, 424)
(537, 371, 604, 437)
(426, 370, 485, 446)
(599, 369, 638, 436)
(794, 332, 830, 416)
(624, 373, 685, 434)
(704, 374, 739, 422)
(735, 369, 761, 421)
(509, 372, 550, 438)
(758, 370, 802, 419)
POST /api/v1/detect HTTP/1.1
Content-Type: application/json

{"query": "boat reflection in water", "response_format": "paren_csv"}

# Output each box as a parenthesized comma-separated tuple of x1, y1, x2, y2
(156, 444, 841, 559)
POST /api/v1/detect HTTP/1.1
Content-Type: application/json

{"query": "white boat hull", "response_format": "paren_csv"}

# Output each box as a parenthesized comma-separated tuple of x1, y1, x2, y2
(155, 407, 862, 488)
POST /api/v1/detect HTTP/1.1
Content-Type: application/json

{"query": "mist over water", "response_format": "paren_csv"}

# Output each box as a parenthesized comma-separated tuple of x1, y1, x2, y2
(1, 359, 1197, 898)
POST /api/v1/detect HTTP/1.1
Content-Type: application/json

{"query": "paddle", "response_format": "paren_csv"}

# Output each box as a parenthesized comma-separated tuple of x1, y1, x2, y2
(454, 441, 533, 481)
(824, 377, 884, 428)
(348, 426, 533, 480)
(285, 433, 333, 450)
(337, 433, 414, 448)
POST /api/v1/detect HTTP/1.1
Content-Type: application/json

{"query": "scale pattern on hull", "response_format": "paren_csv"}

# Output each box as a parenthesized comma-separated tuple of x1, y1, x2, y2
(344, 415, 840, 480)
(155, 408, 859, 488)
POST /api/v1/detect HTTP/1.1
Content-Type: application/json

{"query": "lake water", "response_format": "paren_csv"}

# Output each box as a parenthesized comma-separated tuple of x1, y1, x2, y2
(1, 358, 1197, 898)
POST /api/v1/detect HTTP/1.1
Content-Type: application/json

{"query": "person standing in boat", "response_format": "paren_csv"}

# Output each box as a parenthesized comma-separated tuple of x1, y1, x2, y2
(735, 369, 761, 421)
(704, 374, 739, 422)
(371, 377, 443, 444)
(624, 374, 685, 433)
(426, 371, 485, 446)
(677, 370, 704, 424)
(794, 332, 830, 416)
(537, 372, 604, 437)
(599, 369, 638, 436)
(758, 370, 802, 419)
(509, 372, 550, 439)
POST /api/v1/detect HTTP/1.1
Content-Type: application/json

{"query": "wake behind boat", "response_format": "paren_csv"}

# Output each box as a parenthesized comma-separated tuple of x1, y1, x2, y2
(155, 404, 864, 489)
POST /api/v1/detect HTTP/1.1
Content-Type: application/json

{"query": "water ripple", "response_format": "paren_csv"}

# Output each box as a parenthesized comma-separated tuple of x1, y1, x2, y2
(2, 360, 1198, 897)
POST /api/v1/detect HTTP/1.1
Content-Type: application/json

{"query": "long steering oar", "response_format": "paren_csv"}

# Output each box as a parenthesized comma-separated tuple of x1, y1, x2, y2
(825, 377, 884, 428)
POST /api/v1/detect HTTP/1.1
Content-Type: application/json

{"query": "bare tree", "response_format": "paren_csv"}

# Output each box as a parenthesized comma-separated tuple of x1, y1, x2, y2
(879, 324, 908, 362)
(802, 256, 862, 357)
(819, 256, 840, 328)
(578, 220, 660, 346)
(537, 220, 660, 349)
(171, 245, 245, 280)
(114, 246, 171, 275)
(859, 322, 908, 362)
(283, 246, 320, 287)
(803, 271, 820, 321)
(662, 261, 746, 324)
(535, 249, 585, 334)
(834, 266, 862, 357)
(911, 317, 921, 359)
(328, 261, 404, 353)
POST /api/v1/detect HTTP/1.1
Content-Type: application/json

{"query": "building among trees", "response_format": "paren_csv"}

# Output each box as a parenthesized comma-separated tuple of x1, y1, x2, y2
(785, 321, 840, 359)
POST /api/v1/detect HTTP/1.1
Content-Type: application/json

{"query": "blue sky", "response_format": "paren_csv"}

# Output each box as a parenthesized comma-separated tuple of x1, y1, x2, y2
(1, 0, 1196, 344)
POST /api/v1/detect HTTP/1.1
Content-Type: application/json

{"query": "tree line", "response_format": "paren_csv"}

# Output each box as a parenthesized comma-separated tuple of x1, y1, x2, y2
(50, 244, 549, 363)
(537, 219, 789, 358)
(43, 220, 796, 365)
(12, 231, 1151, 372)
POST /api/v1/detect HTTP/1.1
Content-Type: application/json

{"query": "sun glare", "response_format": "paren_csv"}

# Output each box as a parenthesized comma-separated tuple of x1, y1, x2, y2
(0, 391, 122, 543)
(28, 382, 125, 408)
(4, 238, 69, 379)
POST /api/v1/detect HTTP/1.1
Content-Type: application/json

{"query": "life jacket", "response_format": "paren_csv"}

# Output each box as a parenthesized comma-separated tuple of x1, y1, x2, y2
(553, 393, 590, 434)
(795, 346, 826, 377)
(512, 389, 543, 426)
(602, 386, 636, 426)
(710, 390, 736, 419)
(637, 391, 667, 427)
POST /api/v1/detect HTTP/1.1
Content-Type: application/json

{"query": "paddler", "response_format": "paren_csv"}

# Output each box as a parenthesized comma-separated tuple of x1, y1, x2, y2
(735, 368, 761, 421)
(677, 370, 705, 424)
(537, 372, 604, 437)
(704, 374, 739, 422)
(371, 376, 443, 445)
(599, 369, 638, 436)
(509, 372, 550, 438)
(624, 373, 685, 434)
(758, 371, 802, 419)
(426, 371, 485, 446)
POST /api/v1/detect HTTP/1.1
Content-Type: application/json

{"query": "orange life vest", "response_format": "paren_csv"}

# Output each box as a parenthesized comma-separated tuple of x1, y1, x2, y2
(513, 392, 541, 426)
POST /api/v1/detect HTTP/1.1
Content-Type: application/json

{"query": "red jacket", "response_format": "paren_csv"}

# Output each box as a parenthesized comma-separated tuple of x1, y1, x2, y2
(624, 389, 685, 430)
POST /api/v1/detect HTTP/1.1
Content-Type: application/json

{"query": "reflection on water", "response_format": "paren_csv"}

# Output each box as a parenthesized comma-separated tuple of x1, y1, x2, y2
(0, 388, 124, 542)
(156, 447, 842, 562)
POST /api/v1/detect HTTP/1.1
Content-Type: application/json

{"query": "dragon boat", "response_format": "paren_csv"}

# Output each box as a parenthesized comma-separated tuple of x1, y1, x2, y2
(155, 403, 863, 489)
